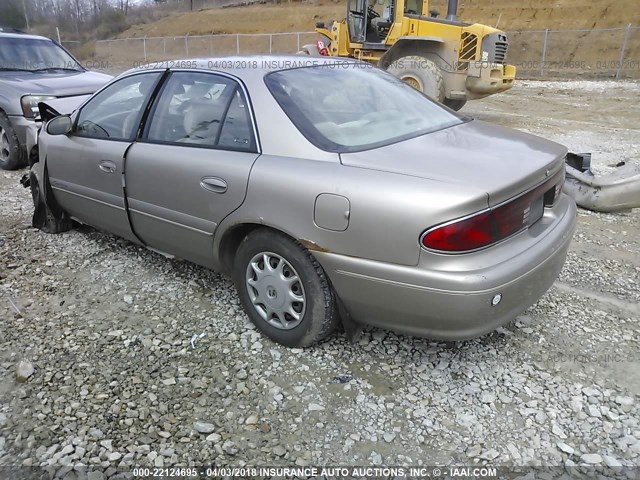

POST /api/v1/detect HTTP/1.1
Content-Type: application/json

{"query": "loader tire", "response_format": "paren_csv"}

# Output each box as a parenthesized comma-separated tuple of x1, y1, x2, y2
(386, 56, 445, 103)
(443, 98, 467, 111)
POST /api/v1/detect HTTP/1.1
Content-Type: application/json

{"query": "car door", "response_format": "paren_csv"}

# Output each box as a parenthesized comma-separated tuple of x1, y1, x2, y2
(45, 71, 163, 242)
(124, 70, 260, 267)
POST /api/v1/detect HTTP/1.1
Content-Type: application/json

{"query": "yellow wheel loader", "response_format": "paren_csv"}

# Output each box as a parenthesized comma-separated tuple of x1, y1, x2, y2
(302, 0, 516, 110)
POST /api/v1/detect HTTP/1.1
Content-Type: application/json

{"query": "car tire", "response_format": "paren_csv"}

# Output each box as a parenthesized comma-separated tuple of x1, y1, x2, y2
(0, 112, 25, 170)
(29, 169, 72, 234)
(443, 98, 467, 111)
(233, 229, 339, 347)
(386, 55, 445, 102)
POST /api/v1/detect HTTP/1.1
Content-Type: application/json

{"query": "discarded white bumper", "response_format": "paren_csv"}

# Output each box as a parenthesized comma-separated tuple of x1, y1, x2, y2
(563, 153, 640, 213)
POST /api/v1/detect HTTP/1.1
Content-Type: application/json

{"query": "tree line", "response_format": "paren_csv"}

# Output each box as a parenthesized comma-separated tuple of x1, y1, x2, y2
(0, 0, 210, 41)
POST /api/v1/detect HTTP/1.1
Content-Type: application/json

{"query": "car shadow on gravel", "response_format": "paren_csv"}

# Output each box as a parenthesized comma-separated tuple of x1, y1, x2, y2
(69, 222, 541, 359)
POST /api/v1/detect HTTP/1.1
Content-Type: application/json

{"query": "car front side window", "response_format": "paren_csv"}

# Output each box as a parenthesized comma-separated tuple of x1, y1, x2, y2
(74, 72, 162, 141)
(145, 71, 256, 152)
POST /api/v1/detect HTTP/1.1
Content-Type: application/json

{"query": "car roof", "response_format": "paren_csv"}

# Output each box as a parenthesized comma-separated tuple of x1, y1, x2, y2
(0, 29, 52, 41)
(121, 55, 364, 81)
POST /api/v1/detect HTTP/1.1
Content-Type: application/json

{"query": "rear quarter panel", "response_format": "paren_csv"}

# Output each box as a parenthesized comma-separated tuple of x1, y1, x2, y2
(216, 154, 490, 267)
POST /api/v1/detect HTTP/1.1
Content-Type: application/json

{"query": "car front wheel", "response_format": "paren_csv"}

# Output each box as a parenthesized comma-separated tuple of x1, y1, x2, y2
(233, 229, 339, 347)
(0, 113, 25, 170)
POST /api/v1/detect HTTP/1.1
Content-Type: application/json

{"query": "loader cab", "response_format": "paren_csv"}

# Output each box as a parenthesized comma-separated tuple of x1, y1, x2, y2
(404, 0, 420, 15)
(347, 0, 368, 42)
(347, 0, 396, 45)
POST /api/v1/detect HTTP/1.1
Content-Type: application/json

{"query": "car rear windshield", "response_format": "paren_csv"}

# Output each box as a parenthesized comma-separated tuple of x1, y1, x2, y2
(0, 37, 82, 71)
(264, 64, 463, 153)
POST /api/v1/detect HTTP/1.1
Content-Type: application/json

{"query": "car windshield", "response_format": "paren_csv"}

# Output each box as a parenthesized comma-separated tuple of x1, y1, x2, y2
(0, 37, 82, 71)
(264, 64, 463, 153)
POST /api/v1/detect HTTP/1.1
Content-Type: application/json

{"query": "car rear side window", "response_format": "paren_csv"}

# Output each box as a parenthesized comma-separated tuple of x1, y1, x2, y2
(265, 64, 463, 153)
(217, 90, 255, 150)
(145, 71, 256, 152)
(75, 72, 161, 141)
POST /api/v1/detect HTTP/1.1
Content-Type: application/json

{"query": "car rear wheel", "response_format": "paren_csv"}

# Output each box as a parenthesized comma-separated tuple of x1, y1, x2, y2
(0, 113, 25, 170)
(386, 56, 445, 103)
(233, 229, 339, 347)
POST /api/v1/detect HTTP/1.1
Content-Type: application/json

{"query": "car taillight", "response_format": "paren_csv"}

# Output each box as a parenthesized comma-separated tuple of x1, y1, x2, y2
(421, 168, 565, 253)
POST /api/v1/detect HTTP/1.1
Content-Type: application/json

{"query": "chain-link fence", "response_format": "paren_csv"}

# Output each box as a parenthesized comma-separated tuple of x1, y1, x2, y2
(507, 24, 639, 79)
(95, 32, 319, 66)
(94, 25, 640, 79)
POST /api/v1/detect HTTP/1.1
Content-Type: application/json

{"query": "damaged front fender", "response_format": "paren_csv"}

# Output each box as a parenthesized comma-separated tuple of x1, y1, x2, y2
(563, 153, 640, 213)
(21, 159, 71, 233)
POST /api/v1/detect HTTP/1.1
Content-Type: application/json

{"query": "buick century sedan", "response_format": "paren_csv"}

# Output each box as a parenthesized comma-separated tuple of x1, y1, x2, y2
(29, 56, 577, 347)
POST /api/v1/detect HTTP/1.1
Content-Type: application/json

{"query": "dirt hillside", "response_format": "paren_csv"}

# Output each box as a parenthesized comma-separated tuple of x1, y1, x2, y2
(104, 0, 638, 78)
(118, 0, 639, 38)
(459, 0, 639, 30)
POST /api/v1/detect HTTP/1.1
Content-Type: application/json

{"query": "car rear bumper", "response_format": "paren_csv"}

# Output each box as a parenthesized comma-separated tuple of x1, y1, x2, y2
(315, 194, 577, 340)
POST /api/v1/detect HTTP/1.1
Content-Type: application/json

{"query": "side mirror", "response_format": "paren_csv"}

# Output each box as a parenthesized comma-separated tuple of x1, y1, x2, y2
(46, 115, 72, 136)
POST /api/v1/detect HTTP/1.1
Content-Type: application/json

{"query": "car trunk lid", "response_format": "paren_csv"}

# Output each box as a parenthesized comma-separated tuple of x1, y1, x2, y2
(339, 119, 567, 207)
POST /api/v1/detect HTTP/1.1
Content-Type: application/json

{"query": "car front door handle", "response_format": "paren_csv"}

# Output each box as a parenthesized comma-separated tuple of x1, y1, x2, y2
(99, 160, 117, 174)
(200, 177, 228, 194)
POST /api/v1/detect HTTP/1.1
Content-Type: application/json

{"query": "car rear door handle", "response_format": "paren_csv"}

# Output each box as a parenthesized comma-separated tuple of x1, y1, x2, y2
(99, 160, 117, 174)
(200, 177, 228, 194)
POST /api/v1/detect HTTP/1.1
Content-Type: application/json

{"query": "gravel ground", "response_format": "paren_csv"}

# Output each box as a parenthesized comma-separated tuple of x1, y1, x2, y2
(0, 80, 639, 478)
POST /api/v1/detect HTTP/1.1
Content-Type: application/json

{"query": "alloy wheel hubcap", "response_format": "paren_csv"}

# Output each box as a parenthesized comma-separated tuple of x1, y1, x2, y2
(0, 126, 10, 162)
(245, 252, 306, 330)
